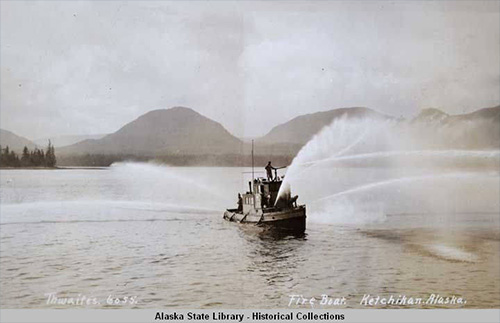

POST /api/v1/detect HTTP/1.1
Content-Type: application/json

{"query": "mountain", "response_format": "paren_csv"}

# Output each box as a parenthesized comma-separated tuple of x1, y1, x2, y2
(256, 105, 499, 155)
(411, 108, 449, 123)
(450, 105, 500, 122)
(411, 105, 500, 149)
(59, 107, 243, 156)
(0, 129, 37, 152)
(413, 106, 500, 124)
(55, 104, 499, 166)
(412, 106, 500, 124)
(258, 107, 391, 146)
(35, 134, 108, 148)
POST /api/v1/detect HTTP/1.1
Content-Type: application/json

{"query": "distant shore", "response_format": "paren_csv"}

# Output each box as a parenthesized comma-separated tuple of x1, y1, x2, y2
(56, 154, 295, 168)
(0, 166, 108, 170)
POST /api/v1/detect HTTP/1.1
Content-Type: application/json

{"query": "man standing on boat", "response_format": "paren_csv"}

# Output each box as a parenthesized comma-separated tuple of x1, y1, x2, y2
(265, 161, 277, 181)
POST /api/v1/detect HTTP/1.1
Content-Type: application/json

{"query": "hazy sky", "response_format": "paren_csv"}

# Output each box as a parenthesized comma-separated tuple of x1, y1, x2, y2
(1, 1, 499, 139)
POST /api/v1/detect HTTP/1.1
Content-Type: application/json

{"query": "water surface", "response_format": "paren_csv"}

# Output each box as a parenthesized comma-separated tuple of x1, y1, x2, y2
(1, 164, 499, 308)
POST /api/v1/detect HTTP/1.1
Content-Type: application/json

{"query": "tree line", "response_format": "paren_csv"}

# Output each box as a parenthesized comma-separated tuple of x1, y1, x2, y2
(0, 142, 57, 168)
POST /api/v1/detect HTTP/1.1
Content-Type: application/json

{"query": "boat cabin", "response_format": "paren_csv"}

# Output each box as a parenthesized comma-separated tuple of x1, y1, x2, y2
(241, 177, 294, 214)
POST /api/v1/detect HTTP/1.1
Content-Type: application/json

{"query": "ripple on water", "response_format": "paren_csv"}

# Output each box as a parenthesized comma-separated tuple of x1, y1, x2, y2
(1, 166, 499, 308)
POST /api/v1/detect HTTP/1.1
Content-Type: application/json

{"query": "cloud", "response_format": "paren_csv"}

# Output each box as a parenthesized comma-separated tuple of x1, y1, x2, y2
(1, 1, 499, 139)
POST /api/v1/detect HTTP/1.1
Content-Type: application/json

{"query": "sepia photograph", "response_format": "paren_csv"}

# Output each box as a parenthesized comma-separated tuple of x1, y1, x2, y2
(0, 1, 499, 322)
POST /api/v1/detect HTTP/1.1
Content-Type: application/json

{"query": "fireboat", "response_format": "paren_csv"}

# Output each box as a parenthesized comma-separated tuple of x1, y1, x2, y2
(223, 142, 306, 232)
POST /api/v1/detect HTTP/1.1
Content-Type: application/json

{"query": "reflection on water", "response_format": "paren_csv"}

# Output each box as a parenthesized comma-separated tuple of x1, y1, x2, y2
(243, 229, 307, 292)
(0, 166, 499, 309)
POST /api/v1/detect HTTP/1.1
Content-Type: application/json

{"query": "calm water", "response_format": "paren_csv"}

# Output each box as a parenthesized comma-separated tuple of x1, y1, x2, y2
(1, 163, 499, 309)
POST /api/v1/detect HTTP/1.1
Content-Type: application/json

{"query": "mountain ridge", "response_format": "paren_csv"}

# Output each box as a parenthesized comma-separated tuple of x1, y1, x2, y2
(258, 107, 392, 145)
(0, 129, 37, 151)
(59, 107, 243, 156)
(34, 134, 108, 148)
(4, 104, 499, 166)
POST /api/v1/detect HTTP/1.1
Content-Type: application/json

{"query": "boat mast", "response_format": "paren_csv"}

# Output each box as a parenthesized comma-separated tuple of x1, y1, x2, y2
(251, 139, 255, 207)
(251, 139, 255, 186)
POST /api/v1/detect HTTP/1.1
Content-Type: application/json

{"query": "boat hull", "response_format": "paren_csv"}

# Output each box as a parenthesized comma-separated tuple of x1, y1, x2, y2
(223, 206, 306, 232)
